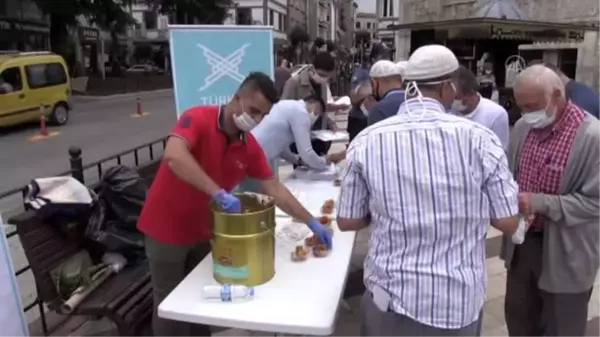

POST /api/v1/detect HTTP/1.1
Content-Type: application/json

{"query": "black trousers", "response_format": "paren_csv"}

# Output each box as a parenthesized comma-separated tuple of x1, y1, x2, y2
(347, 116, 368, 143)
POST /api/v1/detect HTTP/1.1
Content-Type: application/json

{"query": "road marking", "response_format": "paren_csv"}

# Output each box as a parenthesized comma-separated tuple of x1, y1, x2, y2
(28, 131, 60, 142)
(196, 43, 250, 92)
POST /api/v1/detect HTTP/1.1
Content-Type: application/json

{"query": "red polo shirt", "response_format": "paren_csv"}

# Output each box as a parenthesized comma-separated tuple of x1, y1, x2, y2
(137, 106, 273, 245)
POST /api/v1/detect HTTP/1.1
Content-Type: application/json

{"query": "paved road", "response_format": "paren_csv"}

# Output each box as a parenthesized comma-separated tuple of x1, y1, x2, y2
(0, 90, 177, 323)
(0, 89, 177, 215)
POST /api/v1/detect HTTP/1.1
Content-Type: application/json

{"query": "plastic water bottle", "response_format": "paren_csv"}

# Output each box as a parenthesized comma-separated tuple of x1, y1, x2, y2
(202, 284, 255, 302)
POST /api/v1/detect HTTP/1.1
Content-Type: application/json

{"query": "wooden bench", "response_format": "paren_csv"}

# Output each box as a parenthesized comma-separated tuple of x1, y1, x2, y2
(8, 159, 162, 335)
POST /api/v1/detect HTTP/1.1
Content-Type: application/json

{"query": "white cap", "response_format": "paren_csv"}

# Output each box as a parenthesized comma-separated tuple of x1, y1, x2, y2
(369, 60, 403, 78)
(396, 61, 408, 77)
(404, 45, 459, 81)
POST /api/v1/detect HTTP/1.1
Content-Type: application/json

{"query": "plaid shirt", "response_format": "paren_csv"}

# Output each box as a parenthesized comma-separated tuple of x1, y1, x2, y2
(517, 101, 586, 228)
(338, 97, 519, 329)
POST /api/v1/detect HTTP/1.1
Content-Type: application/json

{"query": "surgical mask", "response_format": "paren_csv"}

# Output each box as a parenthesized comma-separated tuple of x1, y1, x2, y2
(403, 79, 456, 120)
(308, 110, 319, 125)
(484, 70, 492, 75)
(522, 106, 556, 129)
(360, 103, 369, 117)
(452, 99, 468, 113)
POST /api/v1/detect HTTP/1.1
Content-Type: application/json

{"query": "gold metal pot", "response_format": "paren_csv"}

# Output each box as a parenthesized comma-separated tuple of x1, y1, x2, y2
(210, 193, 276, 286)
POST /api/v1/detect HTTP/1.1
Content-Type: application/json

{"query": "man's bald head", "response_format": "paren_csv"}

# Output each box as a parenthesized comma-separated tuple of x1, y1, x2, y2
(514, 64, 568, 121)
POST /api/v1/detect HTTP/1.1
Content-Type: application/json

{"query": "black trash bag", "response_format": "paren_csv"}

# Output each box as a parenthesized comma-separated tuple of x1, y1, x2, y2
(86, 165, 147, 262)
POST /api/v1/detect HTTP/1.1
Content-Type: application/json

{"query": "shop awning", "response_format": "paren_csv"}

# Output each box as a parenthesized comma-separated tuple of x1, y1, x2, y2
(518, 41, 583, 50)
(387, 17, 598, 32)
(387, 0, 597, 33)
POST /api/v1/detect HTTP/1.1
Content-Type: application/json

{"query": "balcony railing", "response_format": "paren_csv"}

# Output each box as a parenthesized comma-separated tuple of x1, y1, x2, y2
(130, 28, 169, 40)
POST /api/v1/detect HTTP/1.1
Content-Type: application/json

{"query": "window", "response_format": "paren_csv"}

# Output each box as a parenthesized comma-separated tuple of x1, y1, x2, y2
(0, 67, 23, 93)
(143, 11, 157, 30)
(236, 7, 252, 25)
(355, 22, 360, 29)
(25, 63, 67, 89)
(269, 10, 275, 26)
(366, 22, 371, 29)
(382, 0, 393, 17)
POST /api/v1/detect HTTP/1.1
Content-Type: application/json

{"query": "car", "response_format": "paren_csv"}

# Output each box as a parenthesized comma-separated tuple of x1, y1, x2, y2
(0, 51, 71, 127)
(126, 64, 164, 75)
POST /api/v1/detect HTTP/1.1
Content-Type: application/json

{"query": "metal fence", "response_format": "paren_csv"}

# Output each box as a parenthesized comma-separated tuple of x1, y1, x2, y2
(2, 137, 166, 336)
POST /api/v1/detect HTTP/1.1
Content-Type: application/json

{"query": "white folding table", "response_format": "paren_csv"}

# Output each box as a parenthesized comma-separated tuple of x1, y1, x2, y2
(158, 179, 357, 336)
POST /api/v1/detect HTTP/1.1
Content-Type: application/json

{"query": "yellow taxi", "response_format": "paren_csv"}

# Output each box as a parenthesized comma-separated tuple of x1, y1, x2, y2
(0, 51, 71, 127)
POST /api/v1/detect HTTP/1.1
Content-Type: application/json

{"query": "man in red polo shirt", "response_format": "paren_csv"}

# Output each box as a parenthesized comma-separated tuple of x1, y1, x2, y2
(139, 72, 333, 336)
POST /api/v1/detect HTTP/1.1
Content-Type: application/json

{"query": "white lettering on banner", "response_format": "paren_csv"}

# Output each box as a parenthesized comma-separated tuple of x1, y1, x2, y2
(0, 216, 29, 337)
(199, 95, 233, 105)
(196, 43, 251, 92)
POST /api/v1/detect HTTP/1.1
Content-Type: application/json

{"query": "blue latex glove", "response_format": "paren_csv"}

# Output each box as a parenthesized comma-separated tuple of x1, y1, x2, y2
(214, 189, 242, 213)
(308, 218, 333, 249)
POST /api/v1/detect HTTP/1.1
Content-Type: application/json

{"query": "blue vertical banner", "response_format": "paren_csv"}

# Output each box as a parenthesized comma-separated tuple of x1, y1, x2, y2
(169, 25, 274, 116)
(0, 215, 29, 337)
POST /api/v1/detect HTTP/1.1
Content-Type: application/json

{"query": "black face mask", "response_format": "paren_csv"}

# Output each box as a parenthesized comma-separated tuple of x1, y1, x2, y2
(371, 81, 381, 101)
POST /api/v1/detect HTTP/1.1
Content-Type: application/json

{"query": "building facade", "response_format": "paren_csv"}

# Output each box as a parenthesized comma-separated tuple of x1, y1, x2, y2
(288, 0, 309, 31)
(0, 0, 49, 51)
(355, 12, 378, 40)
(375, 0, 400, 51)
(391, 0, 599, 87)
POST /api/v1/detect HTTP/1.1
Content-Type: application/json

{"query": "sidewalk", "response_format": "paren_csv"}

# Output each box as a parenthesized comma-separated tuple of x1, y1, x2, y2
(72, 89, 174, 103)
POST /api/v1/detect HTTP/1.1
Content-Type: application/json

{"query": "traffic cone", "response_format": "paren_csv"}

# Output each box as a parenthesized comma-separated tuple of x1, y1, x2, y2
(39, 115, 48, 137)
(136, 97, 143, 116)
(132, 97, 149, 118)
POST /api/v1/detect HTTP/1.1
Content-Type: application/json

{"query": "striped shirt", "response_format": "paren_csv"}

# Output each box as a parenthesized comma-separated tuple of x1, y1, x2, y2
(337, 97, 519, 329)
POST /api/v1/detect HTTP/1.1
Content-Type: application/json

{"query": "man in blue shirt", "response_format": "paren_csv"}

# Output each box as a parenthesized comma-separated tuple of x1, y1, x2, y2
(533, 61, 599, 118)
(367, 60, 405, 126)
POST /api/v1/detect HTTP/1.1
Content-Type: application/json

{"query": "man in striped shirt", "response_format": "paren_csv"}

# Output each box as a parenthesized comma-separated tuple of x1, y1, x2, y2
(337, 45, 520, 336)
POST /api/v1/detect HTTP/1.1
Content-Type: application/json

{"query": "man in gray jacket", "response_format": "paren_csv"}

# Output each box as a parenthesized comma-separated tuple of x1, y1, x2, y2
(501, 64, 599, 336)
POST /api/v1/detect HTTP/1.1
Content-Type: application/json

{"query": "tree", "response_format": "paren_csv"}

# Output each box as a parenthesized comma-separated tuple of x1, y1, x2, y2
(287, 26, 308, 64)
(33, 0, 93, 53)
(145, 0, 233, 24)
(89, 0, 137, 76)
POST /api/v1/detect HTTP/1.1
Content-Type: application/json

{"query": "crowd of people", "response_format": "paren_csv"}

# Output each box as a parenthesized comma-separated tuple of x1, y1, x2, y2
(136, 42, 599, 336)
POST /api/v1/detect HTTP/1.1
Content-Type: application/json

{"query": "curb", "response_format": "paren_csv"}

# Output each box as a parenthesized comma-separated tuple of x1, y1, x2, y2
(73, 88, 173, 101)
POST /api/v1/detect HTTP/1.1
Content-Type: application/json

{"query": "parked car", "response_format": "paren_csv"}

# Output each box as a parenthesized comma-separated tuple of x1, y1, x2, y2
(0, 51, 71, 127)
(126, 64, 164, 75)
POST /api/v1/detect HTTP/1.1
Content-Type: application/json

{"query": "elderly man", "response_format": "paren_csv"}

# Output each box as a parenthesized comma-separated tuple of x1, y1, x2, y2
(501, 64, 599, 336)
(532, 61, 600, 118)
(337, 44, 520, 336)
(366, 60, 405, 126)
(453, 65, 510, 150)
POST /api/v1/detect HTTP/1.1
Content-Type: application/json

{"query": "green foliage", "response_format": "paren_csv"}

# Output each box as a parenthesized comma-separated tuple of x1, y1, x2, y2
(145, 0, 233, 24)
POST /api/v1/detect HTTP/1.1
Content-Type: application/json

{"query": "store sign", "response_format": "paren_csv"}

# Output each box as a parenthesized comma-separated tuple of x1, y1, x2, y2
(169, 25, 274, 116)
(79, 27, 99, 42)
(490, 25, 584, 41)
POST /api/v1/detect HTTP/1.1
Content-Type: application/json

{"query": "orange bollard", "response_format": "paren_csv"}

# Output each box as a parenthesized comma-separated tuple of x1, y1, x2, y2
(136, 97, 143, 116)
(40, 115, 48, 137)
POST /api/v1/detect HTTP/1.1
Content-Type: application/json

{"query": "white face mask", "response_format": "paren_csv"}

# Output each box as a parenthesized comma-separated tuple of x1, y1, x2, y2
(522, 108, 556, 129)
(360, 103, 369, 117)
(452, 99, 468, 113)
(233, 109, 258, 132)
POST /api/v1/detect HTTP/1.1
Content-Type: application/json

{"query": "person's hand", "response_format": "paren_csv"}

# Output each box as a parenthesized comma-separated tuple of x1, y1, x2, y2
(363, 95, 377, 110)
(308, 218, 333, 249)
(518, 192, 532, 217)
(326, 151, 346, 164)
(214, 189, 242, 213)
